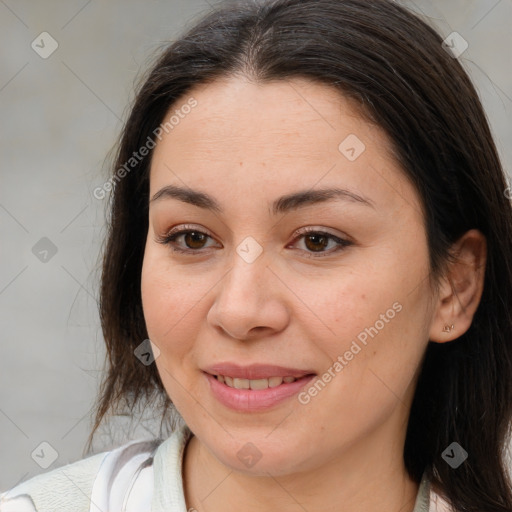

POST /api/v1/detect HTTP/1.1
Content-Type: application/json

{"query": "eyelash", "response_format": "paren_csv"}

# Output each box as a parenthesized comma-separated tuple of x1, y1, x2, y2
(155, 224, 352, 258)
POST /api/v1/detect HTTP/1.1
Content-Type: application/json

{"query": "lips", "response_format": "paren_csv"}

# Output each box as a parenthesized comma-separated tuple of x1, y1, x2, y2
(204, 371, 316, 411)
(202, 363, 317, 411)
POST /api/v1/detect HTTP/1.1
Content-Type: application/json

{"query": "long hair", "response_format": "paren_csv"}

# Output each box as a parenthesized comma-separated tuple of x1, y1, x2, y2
(87, 1, 512, 510)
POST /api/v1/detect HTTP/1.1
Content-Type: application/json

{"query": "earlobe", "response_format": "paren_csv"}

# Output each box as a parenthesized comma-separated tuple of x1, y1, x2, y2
(429, 229, 487, 343)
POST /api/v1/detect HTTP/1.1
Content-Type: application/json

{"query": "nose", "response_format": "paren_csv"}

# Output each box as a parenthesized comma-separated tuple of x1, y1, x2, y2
(206, 248, 290, 341)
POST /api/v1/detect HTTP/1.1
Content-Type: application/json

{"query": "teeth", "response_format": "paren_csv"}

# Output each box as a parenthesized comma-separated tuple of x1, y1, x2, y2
(249, 378, 269, 390)
(268, 376, 283, 388)
(233, 378, 250, 389)
(215, 375, 298, 389)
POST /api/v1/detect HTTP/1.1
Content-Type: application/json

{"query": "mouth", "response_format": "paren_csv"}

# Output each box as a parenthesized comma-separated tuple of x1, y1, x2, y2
(203, 369, 317, 412)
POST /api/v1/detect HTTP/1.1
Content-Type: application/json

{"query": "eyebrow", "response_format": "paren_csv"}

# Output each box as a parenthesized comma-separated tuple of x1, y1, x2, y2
(150, 184, 375, 215)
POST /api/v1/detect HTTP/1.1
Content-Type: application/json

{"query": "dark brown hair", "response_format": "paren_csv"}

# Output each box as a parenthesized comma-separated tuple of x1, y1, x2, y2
(87, 1, 512, 510)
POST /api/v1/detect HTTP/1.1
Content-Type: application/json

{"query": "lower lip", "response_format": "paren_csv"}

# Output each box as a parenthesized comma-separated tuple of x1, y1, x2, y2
(204, 372, 316, 412)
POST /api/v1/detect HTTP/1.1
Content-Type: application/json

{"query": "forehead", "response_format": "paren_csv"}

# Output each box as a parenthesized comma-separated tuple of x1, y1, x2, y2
(154, 77, 378, 159)
(149, 76, 421, 219)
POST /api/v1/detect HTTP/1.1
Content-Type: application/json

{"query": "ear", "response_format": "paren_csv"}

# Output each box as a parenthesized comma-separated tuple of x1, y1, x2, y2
(429, 229, 487, 343)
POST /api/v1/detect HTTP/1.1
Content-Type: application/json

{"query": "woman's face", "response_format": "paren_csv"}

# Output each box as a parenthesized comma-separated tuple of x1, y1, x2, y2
(141, 77, 436, 475)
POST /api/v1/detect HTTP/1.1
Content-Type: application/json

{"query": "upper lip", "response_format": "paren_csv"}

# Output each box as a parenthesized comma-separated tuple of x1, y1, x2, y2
(203, 363, 316, 380)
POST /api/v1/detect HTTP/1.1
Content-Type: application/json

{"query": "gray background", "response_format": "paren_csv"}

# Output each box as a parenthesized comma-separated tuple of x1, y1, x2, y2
(1, 0, 511, 490)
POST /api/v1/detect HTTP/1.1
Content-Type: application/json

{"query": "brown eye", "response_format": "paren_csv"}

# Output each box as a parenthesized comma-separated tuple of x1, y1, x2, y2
(182, 231, 208, 249)
(304, 233, 330, 252)
(290, 228, 352, 258)
(156, 226, 219, 255)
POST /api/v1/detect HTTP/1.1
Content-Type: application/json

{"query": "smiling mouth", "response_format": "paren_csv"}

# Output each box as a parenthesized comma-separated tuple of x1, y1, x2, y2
(212, 374, 314, 390)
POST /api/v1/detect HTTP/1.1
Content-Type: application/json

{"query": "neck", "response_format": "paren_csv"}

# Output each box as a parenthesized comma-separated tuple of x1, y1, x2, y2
(182, 424, 419, 512)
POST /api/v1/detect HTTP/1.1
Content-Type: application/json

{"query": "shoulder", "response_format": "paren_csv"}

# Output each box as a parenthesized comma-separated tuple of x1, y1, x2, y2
(0, 450, 107, 512)
(0, 438, 162, 512)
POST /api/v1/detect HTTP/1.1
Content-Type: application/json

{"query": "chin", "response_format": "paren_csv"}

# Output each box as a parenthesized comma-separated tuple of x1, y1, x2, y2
(206, 432, 315, 477)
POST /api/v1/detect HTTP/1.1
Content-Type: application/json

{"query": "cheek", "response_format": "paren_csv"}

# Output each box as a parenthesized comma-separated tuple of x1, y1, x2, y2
(140, 247, 203, 349)
(140, 249, 208, 406)
(316, 260, 430, 407)
(292, 242, 430, 387)
(285, 263, 402, 360)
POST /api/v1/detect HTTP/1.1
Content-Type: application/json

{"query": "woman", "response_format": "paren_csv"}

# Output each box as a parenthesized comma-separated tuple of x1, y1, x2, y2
(2, 0, 511, 511)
